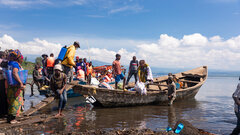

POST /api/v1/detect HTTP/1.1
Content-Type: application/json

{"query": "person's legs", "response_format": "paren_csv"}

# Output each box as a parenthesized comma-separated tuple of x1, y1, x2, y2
(231, 112, 240, 135)
(126, 71, 133, 85)
(60, 90, 67, 115)
(56, 90, 64, 117)
(63, 65, 71, 83)
(133, 72, 138, 84)
(168, 96, 175, 106)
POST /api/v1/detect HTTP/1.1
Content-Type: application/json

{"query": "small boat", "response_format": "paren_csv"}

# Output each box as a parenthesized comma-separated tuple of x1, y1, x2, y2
(73, 66, 208, 107)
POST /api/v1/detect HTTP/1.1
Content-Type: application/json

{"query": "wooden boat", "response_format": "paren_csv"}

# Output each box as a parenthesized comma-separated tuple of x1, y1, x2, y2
(73, 66, 208, 107)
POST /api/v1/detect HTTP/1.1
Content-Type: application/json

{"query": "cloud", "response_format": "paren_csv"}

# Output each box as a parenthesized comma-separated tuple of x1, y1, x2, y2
(1, 33, 240, 71)
(109, 5, 143, 14)
(0, 0, 51, 8)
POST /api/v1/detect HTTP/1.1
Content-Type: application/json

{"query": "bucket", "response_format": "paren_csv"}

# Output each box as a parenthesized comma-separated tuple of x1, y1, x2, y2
(57, 46, 67, 61)
(6, 70, 28, 85)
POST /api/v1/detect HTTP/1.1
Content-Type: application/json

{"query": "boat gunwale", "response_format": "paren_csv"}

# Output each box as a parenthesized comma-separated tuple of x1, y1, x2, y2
(74, 66, 208, 95)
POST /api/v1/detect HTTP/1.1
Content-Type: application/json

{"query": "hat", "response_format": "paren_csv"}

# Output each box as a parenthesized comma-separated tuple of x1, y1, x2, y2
(42, 54, 48, 58)
(76, 56, 79, 60)
(54, 64, 63, 72)
(74, 41, 80, 48)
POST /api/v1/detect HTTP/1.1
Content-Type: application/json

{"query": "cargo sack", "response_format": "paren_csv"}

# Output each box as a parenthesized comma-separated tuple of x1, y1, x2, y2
(134, 81, 147, 95)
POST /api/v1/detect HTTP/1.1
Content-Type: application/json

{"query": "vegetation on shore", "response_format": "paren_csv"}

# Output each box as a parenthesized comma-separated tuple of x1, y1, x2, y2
(22, 57, 42, 75)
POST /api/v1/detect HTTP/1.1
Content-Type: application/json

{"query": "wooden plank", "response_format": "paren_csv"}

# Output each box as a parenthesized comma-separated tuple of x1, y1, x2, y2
(22, 97, 55, 117)
(0, 115, 53, 129)
(180, 80, 199, 84)
(65, 80, 79, 91)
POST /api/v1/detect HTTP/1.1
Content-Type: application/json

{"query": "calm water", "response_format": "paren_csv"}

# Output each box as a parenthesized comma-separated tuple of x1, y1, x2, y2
(23, 76, 238, 134)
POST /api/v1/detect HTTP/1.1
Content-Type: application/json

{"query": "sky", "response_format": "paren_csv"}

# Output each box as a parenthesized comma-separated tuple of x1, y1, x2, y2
(0, 0, 240, 71)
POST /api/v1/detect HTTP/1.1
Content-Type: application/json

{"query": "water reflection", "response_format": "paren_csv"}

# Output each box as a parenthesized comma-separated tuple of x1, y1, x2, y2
(37, 97, 203, 134)
(22, 77, 238, 134)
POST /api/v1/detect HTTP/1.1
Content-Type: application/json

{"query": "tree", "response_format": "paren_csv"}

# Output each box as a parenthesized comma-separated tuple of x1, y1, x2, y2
(35, 57, 42, 65)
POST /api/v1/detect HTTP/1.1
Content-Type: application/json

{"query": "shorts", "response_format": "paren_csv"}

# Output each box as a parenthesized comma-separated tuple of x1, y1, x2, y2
(115, 73, 124, 83)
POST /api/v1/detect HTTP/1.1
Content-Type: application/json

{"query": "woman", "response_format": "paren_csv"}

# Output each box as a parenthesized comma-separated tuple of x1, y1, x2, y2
(7, 50, 25, 124)
(137, 60, 153, 83)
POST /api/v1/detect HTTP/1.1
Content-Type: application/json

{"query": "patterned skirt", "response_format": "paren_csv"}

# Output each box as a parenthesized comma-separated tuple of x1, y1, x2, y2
(7, 86, 24, 117)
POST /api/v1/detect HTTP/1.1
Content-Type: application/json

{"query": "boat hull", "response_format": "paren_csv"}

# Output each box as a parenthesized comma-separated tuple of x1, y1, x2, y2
(73, 66, 207, 107)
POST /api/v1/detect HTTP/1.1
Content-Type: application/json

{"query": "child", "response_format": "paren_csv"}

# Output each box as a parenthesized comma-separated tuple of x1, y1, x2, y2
(50, 64, 67, 117)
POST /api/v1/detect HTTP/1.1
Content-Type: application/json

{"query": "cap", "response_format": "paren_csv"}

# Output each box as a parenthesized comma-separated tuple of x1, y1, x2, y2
(76, 56, 79, 60)
(54, 64, 63, 72)
(74, 41, 80, 48)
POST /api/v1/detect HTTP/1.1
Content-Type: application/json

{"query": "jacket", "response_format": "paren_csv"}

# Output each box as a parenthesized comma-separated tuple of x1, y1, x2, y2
(61, 45, 76, 68)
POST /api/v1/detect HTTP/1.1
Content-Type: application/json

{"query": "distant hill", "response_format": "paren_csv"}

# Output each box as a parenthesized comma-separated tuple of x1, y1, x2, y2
(25, 55, 240, 77)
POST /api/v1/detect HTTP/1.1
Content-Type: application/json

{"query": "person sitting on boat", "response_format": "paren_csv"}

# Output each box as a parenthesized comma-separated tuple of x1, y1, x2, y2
(32, 64, 44, 94)
(137, 60, 153, 83)
(61, 41, 80, 83)
(50, 64, 67, 117)
(112, 54, 125, 90)
(126, 56, 138, 85)
(167, 76, 176, 106)
(76, 66, 85, 81)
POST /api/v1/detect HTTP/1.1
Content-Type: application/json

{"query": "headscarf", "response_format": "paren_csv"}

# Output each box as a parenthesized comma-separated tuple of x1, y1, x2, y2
(9, 49, 22, 61)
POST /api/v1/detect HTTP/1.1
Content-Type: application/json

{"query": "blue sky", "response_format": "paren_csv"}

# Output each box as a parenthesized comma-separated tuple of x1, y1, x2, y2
(0, 0, 240, 70)
(0, 0, 239, 41)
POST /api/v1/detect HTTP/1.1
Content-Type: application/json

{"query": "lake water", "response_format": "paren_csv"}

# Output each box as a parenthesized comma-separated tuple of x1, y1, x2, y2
(23, 76, 238, 134)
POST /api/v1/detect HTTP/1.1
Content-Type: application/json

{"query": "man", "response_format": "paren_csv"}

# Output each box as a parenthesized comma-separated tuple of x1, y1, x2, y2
(47, 53, 55, 79)
(112, 54, 125, 90)
(41, 54, 48, 77)
(50, 64, 67, 117)
(231, 77, 240, 135)
(42, 54, 48, 85)
(61, 41, 80, 83)
(83, 58, 89, 80)
(79, 58, 87, 75)
(126, 56, 138, 85)
(167, 76, 176, 106)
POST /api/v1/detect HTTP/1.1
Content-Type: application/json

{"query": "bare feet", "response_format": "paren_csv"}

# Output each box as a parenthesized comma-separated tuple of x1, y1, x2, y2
(60, 113, 65, 117)
(10, 120, 20, 124)
(55, 113, 61, 118)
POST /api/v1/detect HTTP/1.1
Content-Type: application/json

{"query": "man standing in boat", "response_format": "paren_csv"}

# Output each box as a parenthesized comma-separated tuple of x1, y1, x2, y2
(112, 54, 126, 90)
(231, 77, 240, 135)
(61, 41, 80, 83)
(126, 56, 138, 85)
(168, 76, 176, 106)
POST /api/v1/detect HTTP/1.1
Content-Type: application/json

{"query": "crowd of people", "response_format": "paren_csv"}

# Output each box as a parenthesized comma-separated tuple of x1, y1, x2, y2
(0, 41, 184, 123)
